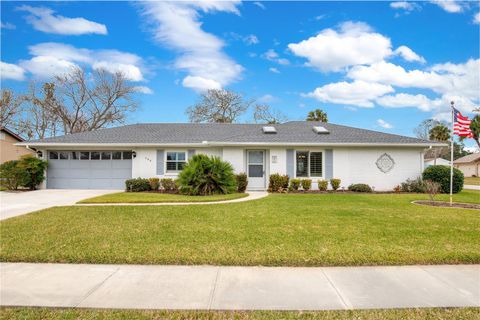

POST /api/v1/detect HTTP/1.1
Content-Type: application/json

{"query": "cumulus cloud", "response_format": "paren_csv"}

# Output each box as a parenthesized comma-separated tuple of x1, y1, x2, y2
(376, 93, 443, 111)
(377, 119, 393, 129)
(474, 12, 480, 24)
(269, 67, 280, 74)
(304, 80, 394, 107)
(141, 1, 243, 92)
(390, 1, 420, 11)
(17, 5, 107, 35)
(430, 0, 463, 13)
(394, 45, 426, 63)
(19, 42, 145, 81)
(263, 49, 290, 65)
(134, 86, 154, 94)
(257, 94, 278, 103)
(0, 61, 26, 81)
(288, 21, 393, 72)
(1, 22, 16, 29)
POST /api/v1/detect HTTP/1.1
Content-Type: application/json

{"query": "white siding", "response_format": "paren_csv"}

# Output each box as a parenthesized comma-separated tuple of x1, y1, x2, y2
(222, 147, 245, 174)
(132, 148, 157, 178)
(269, 148, 287, 175)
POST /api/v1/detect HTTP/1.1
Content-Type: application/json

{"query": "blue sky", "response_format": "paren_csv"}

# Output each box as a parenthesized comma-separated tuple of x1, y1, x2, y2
(1, 1, 479, 146)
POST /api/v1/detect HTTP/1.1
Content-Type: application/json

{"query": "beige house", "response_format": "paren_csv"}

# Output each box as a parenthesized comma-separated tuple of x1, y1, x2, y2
(0, 127, 35, 164)
(453, 153, 480, 177)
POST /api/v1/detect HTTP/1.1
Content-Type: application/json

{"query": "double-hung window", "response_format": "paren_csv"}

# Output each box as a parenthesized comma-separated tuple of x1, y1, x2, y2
(166, 151, 186, 172)
(295, 151, 323, 178)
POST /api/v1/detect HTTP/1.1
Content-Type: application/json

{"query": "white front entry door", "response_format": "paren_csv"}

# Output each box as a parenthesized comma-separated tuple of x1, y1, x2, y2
(247, 150, 265, 190)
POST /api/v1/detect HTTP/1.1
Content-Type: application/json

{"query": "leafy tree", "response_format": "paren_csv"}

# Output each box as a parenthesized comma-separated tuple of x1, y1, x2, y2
(0, 160, 26, 190)
(468, 115, 480, 148)
(306, 109, 328, 122)
(429, 124, 450, 165)
(186, 89, 253, 123)
(253, 104, 287, 124)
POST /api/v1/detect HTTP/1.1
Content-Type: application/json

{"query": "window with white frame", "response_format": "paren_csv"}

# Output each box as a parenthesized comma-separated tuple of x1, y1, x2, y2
(166, 151, 186, 172)
(295, 151, 323, 177)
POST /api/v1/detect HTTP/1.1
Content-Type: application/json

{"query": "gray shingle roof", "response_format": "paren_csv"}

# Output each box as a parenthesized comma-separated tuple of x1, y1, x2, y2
(453, 153, 480, 164)
(22, 121, 440, 146)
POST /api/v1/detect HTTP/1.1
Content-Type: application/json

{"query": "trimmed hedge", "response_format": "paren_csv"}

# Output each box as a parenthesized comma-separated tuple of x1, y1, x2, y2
(301, 179, 312, 191)
(348, 183, 372, 193)
(160, 178, 178, 193)
(330, 178, 341, 191)
(269, 173, 289, 192)
(318, 179, 328, 191)
(125, 178, 151, 192)
(422, 165, 464, 194)
(148, 178, 160, 191)
(236, 173, 248, 193)
(0, 156, 48, 190)
(290, 178, 301, 191)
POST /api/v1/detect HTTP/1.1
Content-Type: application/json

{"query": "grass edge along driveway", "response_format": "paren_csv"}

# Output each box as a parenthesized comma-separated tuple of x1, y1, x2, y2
(77, 192, 248, 204)
(1, 191, 479, 267)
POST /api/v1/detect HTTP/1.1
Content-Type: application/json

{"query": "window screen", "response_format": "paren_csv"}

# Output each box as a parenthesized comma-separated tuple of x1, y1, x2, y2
(310, 152, 323, 177)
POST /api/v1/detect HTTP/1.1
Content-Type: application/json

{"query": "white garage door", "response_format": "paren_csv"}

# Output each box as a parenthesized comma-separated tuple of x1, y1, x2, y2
(47, 151, 132, 189)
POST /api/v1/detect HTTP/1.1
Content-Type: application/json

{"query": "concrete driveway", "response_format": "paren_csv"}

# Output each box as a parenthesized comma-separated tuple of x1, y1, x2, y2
(0, 189, 119, 221)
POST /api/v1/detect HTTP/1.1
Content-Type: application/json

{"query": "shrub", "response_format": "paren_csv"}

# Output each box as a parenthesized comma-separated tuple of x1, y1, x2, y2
(177, 154, 237, 195)
(269, 173, 289, 192)
(393, 185, 402, 193)
(301, 179, 312, 191)
(290, 178, 301, 191)
(422, 165, 464, 194)
(330, 178, 341, 191)
(161, 178, 178, 193)
(17, 156, 48, 190)
(424, 180, 441, 201)
(148, 178, 160, 191)
(236, 173, 248, 193)
(125, 178, 151, 192)
(348, 183, 372, 192)
(318, 179, 328, 191)
(400, 177, 426, 193)
(0, 160, 25, 190)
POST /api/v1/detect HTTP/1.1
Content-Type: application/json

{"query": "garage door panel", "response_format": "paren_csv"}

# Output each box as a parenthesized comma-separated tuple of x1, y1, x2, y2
(112, 161, 132, 169)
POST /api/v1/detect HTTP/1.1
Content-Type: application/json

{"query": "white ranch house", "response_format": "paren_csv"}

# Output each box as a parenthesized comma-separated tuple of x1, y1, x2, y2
(19, 121, 443, 191)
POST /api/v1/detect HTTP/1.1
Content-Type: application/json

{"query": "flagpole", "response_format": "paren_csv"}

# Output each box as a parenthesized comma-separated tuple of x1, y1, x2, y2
(450, 101, 454, 206)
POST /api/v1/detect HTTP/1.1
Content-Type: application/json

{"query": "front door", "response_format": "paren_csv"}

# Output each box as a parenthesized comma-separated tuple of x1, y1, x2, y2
(247, 150, 265, 190)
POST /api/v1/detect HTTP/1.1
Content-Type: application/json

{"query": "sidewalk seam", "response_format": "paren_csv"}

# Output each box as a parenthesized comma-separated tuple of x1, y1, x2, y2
(74, 267, 120, 308)
(208, 267, 221, 310)
(321, 268, 352, 310)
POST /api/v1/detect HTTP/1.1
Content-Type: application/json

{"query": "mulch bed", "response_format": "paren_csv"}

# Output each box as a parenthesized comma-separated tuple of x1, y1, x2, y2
(412, 200, 480, 210)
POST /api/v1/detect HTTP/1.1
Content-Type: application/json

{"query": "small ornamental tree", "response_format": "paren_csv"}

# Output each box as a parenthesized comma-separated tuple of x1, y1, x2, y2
(422, 165, 464, 194)
(178, 154, 237, 195)
(17, 155, 48, 190)
(0, 160, 25, 190)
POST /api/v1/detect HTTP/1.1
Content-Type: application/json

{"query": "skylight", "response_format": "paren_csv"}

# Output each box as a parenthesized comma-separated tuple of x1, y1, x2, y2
(313, 126, 329, 134)
(262, 126, 277, 134)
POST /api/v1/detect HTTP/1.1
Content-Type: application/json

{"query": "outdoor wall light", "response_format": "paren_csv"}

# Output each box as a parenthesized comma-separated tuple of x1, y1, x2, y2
(132, 151, 137, 158)
(36, 151, 43, 158)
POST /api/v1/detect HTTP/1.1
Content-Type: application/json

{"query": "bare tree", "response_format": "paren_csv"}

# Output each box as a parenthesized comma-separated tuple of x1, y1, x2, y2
(414, 119, 441, 140)
(53, 67, 139, 133)
(253, 104, 287, 124)
(186, 89, 253, 123)
(0, 89, 25, 128)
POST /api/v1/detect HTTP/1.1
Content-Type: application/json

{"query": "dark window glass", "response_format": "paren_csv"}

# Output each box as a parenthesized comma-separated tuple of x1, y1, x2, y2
(59, 151, 69, 160)
(166, 152, 177, 161)
(71, 152, 79, 160)
(296, 151, 308, 177)
(112, 151, 122, 160)
(101, 151, 111, 160)
(80, 152, 90, 160)
(166, 152, 186, 172)
(248, 165, 263, 177)
(123, 151, 132, 160)
(49, 151, 59, 160)
(91, 152, 100, 160)
(166, 162, 177, 171)
(310, 152, 323, 177)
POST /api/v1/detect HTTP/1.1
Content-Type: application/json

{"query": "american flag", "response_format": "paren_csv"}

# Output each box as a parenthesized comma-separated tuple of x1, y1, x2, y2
(453, 107, 473, 138)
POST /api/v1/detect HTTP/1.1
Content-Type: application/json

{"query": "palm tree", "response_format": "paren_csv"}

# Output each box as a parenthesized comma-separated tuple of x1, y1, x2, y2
(429, 124, 450, 165)
(306, 109, 328, 122)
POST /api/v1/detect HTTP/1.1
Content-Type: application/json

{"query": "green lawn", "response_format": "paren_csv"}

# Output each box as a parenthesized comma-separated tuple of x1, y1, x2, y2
(78, 192, 248, 203)
(1, 191, 479, 266)
(1, 308, 478, 320)
(465, 177, 480, 186)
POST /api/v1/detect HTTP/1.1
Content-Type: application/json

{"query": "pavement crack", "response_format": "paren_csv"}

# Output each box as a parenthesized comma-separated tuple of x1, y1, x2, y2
(208, 267, 221, 310)
(321, 268, 352, 310)
(74, 267, 120, 308)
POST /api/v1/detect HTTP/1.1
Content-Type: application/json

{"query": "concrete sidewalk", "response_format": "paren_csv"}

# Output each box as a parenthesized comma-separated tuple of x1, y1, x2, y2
(464, 185, 480, 190)
(1, 263, 478, 310)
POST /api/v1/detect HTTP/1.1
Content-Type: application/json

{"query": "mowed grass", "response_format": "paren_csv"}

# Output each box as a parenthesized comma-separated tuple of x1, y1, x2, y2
(1, 191, 479, 266)
(78, 192, 248, 203)
(465, 177, 480, 186)
(1, 307, 479, 320)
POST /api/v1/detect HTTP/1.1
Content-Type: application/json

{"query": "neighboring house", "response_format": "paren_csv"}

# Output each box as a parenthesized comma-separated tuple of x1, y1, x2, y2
(18, 121, 444, 191)
(0, 127, 35, 164)
(424, 158, 450, 168)
(454, 153, 480, 177)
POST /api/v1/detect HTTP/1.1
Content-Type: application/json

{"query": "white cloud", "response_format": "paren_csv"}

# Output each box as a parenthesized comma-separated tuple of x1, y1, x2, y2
(258, 94, 277, 103)
(253, 2, 266, 10)
(141, 1, 243, 92)
(19, 42, 145, 81)
(269, 67, 280, 74)
(244, 34, 259, 45)
(1, 22, 16, 29)
(0, 61, 26, 81)
(304, 80, 394, 108)
(377, 119, 393, 129)
(288, 21, 393, 72)
(394, 45, 426, 63)
(376, 93, 443, 111)
(182, 75, 222, 92)
(263, 49, 290, 65)
(390, 1, 420, 11)
(17, 5, 107, 35)
(134, 86, 154, 94)
(430, 0, 463, 13)
(473, 12, 480, 24)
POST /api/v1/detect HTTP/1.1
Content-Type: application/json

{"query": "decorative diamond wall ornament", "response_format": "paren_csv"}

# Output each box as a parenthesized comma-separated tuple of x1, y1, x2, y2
(376, 153, 395, 173)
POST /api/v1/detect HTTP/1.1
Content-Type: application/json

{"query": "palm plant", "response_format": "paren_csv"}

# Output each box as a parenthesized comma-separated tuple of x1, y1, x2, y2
(429, 124, 450, 165)
(306, 109, 328, 122)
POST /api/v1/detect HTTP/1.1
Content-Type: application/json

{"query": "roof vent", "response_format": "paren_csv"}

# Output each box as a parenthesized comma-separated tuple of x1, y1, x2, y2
(262, 126, 277, 134)
(313, 126, 329, 134)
